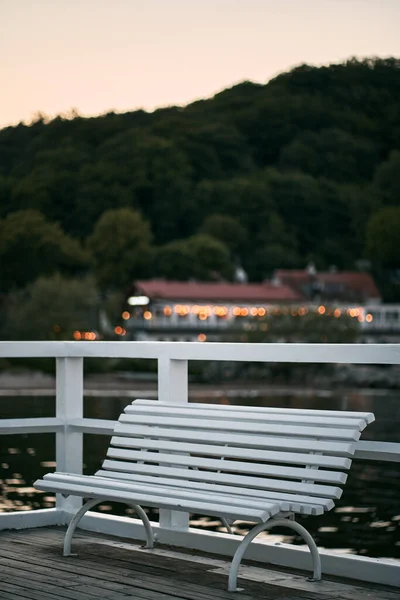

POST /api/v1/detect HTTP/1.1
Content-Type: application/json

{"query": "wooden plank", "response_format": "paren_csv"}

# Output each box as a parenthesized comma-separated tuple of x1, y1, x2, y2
(100, 459, 343, 498)
(118, 413, 362, 440)
(34, 479, 274, 521)
(94, 470, 334, 512)
(125, 403, 370, 429)
(105, 447, 348, 484)
(132, 399, 376, 424)
(41, 473, 284, 513)
(113, 424, 356, 456)
(110, 436, 352, 469)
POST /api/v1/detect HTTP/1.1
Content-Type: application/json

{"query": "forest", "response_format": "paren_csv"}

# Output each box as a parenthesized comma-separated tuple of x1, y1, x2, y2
(1, 57, 400, 340)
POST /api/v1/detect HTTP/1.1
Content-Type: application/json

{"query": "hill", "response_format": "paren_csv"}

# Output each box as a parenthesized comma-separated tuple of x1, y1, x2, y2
(1, 57, 399, 291)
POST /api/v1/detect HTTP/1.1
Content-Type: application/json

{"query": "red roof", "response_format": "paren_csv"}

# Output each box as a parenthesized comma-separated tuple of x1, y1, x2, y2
(134, 280, 303, 303)
(274, 270, 381, 301)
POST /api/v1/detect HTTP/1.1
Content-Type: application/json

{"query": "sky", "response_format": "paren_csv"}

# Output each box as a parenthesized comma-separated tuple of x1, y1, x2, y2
(1, 0, 400, 128)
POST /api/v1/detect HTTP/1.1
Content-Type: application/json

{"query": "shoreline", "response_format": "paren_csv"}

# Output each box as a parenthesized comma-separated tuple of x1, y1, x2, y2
(0, 370, 396, 397)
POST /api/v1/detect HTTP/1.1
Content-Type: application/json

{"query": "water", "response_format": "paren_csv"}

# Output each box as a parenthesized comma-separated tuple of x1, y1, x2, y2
(0, 388, 399, 558)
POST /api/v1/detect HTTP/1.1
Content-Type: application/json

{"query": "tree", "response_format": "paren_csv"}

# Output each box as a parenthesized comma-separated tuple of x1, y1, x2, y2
(2, 274, 98, 341)
(279, 128, 378, 183)
(156, 234, 234, 281)
(198, 214, 247, 254)
(87, 208, 153, 290)
(367, 207, 400, 266)
(373, 151, 400, 207)
(0, 210, 88, 292)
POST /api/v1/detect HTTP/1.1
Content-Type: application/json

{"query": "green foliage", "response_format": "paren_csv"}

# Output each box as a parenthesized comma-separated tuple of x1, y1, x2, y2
(373, 151, 400, 207)
(367, 207, 400, 266)
(87, 208, 153, 291)
(2, 274, 98, 341)
(280, 128, 378, 183)
(0, 210, 88, 292)
(157, 234, 234, 281)
(1, 58, 400, 292)
(198, 214, 247, 253)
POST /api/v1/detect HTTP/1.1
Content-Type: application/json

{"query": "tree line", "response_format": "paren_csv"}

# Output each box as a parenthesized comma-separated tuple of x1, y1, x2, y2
(0, 57, 400, 341)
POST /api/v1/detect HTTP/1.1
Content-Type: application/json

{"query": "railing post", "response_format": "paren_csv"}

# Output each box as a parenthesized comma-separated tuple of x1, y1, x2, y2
(55, 357, 84, 513)
(158, 356, 189, 530)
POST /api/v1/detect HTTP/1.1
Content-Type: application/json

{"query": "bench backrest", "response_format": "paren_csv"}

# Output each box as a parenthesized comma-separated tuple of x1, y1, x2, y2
(96, 400, 374, 503)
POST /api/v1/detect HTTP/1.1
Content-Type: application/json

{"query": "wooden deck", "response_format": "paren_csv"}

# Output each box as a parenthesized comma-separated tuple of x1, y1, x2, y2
(0, 527, 398, 600)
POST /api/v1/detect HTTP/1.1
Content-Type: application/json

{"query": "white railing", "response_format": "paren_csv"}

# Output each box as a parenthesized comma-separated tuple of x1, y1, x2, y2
(0, 341, 399, 587)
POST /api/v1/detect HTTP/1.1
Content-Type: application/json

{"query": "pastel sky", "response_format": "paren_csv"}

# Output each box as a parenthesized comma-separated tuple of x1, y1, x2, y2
(1, 0, 400, 128)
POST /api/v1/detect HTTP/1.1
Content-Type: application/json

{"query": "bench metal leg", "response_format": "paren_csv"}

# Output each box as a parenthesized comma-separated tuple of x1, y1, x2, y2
(221, 517, 234, 535)
(228, 518, 321, 592)
(63, 497, 154, 556)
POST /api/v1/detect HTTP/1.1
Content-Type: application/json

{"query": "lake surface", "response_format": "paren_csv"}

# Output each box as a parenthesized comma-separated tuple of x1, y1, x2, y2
(1, 387, 399, 559)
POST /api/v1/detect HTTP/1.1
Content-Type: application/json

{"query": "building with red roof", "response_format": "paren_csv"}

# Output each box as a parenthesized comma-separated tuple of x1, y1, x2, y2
(124, 279, 303, 341)
(273, 269, 381, 304)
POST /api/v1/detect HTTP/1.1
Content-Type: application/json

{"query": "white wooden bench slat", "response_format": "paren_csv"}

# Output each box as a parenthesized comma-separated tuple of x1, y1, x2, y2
(106, 447, 347, 484)
(110, 436, 352, 469)
(113, 424, 356, 456)
(95, 470, 333, 514)
(125, 404, 369, 430)
(132, 399, 375, 424)
(35, 478, 273, 522)
(101, 458, 343, 498)
(42, 473, 285, 514)
(118, 414, 361, 441)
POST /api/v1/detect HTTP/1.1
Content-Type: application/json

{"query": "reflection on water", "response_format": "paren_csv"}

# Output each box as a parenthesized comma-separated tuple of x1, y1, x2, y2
(0, 389, 399, 558)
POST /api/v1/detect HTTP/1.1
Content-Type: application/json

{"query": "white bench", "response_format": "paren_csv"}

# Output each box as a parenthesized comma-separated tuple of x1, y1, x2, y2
(34, 399, 374, 592)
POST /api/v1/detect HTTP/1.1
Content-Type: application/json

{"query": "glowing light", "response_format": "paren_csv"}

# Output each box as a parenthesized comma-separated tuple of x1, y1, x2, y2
(318, 306, 326, 315)
(358, 315, 364, 322)
(120, 328, 126, 336)
(122, 311, 130, 320)
(199, 313, 208, 320)
(197, 333, 207, 342)
(240, 308, 248, 317)
(250, 307, 258, 317)
(127, 295, 150, 306)
(366, 313, 373, 323)
(115, 326, 123, 335)
(257, 308, 266, 317)
(333, 309, 341, 318)
(143, 311, 152, 320)
(73, 331, 81, 340)
(298, 307, 306, 316)
(163, 306, 172, 316)
(233, 307, 241, 316)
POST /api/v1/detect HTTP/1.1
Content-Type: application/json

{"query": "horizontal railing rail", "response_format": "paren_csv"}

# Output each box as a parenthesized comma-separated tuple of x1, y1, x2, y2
(1, 340, 400, 362)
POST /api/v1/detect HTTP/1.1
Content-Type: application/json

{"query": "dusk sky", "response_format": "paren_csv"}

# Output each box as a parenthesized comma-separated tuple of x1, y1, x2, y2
(1, 0, 400, 129)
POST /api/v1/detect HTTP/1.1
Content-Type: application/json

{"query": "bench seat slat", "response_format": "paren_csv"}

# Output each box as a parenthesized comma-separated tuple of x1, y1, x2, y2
(42, 473, 284, 514)
(106, 447, 348, 484)
(101, 459, 343, 499)
(119, 414, 361, 441)
(34, 477, 274, 522)
(95, 469, 333, 515)
(132, 400, 375, 424)
(110, 436, 352, 469)
(113, 424, 356, 456)
(125, 405, 369, 430)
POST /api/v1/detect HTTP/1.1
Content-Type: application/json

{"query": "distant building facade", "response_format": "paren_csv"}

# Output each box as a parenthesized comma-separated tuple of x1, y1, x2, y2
(120, 272, 400, 342)
(124, 279, 303, 341)
(273, 268, 382, 304)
